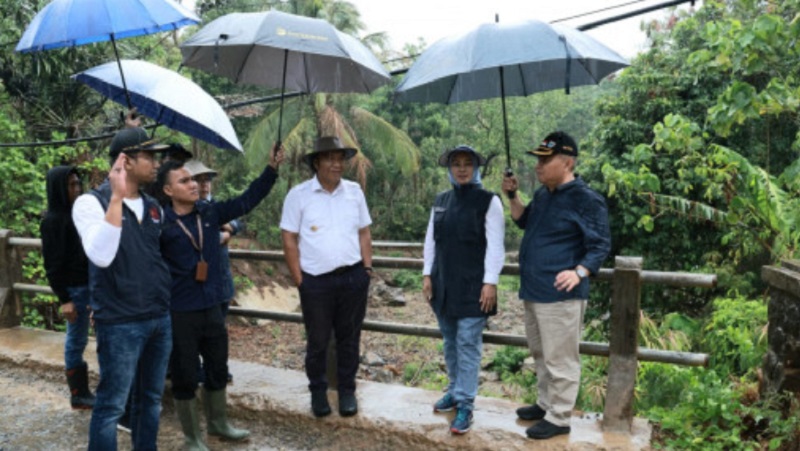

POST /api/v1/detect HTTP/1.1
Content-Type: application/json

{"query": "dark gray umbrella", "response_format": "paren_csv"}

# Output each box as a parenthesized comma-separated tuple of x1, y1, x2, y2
(394, 18, 629, 168)
(180, 10, 391, 145)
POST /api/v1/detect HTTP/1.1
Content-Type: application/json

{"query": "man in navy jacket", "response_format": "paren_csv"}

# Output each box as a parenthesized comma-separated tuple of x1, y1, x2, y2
(502, 131, 611, 440)
(157, 145, 283, 449)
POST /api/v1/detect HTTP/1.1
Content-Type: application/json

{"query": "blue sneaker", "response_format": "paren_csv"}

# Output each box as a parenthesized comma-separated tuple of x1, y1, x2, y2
(433, 393, 456, 412)
(450, 407, 473, 435)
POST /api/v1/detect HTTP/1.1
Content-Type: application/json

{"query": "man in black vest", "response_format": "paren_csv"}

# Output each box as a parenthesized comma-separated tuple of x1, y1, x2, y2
(73, 127, 173, 450)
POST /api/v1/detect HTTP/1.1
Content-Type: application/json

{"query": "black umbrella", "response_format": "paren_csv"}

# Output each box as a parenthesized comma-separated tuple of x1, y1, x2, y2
(395, 18, 629, 169)
(180, 10, 391, 147)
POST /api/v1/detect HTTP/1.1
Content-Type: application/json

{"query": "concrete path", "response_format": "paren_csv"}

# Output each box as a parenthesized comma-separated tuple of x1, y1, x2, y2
(0, 327, 651, 450)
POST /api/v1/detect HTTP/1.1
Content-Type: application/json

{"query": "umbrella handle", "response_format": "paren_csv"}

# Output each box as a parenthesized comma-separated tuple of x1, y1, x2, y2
(504, 167, 516, 199)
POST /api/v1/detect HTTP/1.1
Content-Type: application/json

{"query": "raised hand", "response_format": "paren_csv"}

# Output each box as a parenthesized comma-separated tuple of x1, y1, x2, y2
(269, 142, 286, 169)
(109, 152, 128, 199)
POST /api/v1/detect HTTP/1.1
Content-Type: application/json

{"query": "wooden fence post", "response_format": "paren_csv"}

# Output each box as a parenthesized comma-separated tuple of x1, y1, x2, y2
(603, 256, 643, 432)
(0, 230, 22, 328)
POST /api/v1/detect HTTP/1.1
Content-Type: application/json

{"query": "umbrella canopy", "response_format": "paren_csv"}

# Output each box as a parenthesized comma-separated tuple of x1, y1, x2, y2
(180, 10, 390, 93)
(395, 19, 628, 103)
(17, 0, 200, 109)
(394, 19, 629, 166)
(15, 0, 200, 52)
(180, 10, 391, 144)
(73, 59, 242, 152)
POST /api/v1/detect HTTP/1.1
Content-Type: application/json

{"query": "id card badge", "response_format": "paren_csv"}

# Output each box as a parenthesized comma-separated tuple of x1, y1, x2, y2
(195, 261, 208, 282)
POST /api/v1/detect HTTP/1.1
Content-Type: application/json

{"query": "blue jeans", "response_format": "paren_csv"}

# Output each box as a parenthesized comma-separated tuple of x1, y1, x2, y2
(89, 314, 172, 451)
(64, 286, 91, 370)
(436, 314, 486, 411)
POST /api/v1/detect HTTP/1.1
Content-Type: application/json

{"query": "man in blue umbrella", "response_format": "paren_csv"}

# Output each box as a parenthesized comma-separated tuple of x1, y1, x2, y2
(502, 131, 611, 440)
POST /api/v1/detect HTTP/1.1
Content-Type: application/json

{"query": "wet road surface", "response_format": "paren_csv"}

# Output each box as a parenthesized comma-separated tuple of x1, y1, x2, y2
(0, 361, 334, 451)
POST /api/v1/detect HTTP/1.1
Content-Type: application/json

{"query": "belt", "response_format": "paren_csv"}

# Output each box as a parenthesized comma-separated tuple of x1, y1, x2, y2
(320, 261, 363, 277)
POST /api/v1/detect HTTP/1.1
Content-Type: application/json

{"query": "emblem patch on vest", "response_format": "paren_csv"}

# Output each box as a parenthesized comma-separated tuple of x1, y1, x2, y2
(149, 206, 161, 223)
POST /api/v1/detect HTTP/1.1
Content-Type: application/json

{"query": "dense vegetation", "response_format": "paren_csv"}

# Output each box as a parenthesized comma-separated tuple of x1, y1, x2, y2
(1, 0, 798, 448)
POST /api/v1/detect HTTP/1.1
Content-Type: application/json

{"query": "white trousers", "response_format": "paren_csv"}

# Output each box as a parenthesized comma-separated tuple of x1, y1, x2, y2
(523, 299, 586, 427)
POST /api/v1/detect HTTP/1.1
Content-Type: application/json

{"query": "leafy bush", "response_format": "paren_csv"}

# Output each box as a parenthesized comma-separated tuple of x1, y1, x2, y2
(491, 345, 528, 377)
(391, 269, 423, 291)
(701, 297, 767, 377)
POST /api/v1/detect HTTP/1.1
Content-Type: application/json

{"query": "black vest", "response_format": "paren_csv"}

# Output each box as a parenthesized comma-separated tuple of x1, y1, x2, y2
(88, 183, 171, 324)
(430, 185, 497, 318)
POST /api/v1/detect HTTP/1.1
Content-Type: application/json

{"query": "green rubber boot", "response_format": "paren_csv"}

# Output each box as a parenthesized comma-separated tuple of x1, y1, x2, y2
(175, 398, 210, 451)
(203, 389, 250, 441)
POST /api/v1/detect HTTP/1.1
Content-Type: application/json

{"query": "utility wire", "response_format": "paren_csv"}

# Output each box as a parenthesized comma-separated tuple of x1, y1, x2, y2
(551, 0, 651, 23)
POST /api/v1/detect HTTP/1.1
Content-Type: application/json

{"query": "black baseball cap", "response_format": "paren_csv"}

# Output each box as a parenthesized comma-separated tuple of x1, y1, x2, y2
(109, 127, 169, 159)
(527, 131, 578, 157)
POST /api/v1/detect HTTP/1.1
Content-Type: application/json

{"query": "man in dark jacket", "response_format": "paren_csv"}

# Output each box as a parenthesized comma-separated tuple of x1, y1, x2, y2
(157, 145, 283, 450)
(502, 131, 611, 440)
(73, 127, 172, 450)
(41, 165, 94, 410)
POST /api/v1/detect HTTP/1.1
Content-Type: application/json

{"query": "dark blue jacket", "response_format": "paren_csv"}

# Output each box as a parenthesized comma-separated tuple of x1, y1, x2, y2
(160, 166, 277, 312)
(514, 176, 611, 302)
(430, 185, 498, 318)
(89, 183, 171, 323)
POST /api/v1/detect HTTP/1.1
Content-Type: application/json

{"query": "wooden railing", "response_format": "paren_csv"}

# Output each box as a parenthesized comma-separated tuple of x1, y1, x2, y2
(0, 230, 715, 433)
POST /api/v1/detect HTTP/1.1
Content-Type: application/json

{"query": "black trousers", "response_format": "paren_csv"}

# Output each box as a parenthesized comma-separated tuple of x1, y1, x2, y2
(299, 264, 370, 394)
(170, 306, 228, 400)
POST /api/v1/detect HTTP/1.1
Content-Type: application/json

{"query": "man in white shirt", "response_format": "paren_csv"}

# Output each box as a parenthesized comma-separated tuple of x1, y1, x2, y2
(280, 136, 372, 418)
(72, 127, 172, 450)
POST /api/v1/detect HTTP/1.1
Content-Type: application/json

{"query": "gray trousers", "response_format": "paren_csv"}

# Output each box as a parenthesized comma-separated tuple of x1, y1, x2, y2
(523, 299, 587, 427)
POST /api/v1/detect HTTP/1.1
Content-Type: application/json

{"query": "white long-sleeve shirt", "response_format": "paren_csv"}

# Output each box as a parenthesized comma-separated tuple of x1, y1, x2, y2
(72, 193, 143, 268)
(422, 195, 505, 284)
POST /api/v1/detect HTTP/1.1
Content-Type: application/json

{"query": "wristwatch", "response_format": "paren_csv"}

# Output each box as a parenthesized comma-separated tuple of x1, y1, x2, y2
(576, 267, 588, 279)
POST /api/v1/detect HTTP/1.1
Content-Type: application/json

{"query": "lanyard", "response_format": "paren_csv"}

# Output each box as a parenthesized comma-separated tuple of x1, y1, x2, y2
(175, 214, 204, 261)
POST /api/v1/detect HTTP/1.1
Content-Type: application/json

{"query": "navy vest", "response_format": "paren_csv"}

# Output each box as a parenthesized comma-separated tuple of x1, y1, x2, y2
(88, 183, 171, 324)
(430, 185, 497, 318)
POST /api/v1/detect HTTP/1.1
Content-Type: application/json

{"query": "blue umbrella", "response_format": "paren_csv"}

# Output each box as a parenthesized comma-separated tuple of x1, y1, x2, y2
(16, 0, 200, 108)
(73, 60, 242, 152)
(395, 18, 629, 168)
(180, 10, 391, 147)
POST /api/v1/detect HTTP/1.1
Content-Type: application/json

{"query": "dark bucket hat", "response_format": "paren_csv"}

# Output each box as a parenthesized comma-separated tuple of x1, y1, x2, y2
(437, 145, 487, 167)
(302, 136, 358, 169)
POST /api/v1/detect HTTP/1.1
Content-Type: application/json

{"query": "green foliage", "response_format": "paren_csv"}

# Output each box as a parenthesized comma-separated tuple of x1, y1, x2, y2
(234, 275, 255, 292)
(701, 297, 767, 377)
(490, 346, 527, 377)
(391, 269, 422, 291)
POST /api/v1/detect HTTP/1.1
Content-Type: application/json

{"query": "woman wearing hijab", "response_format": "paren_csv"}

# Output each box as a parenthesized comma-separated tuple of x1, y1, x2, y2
(422, 145, 505, 435)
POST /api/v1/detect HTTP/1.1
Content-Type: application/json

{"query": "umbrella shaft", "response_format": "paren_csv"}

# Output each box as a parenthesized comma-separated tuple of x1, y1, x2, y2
(110, 35, 132, 110)
(277, 49, 289, 144)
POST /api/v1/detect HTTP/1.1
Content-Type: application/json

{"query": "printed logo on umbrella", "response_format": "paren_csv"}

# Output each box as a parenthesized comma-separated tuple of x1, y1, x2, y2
(275, 27, 328, 42)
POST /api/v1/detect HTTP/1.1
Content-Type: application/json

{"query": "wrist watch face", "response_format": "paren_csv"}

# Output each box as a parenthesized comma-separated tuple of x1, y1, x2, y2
(577, 268, 588, 279)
